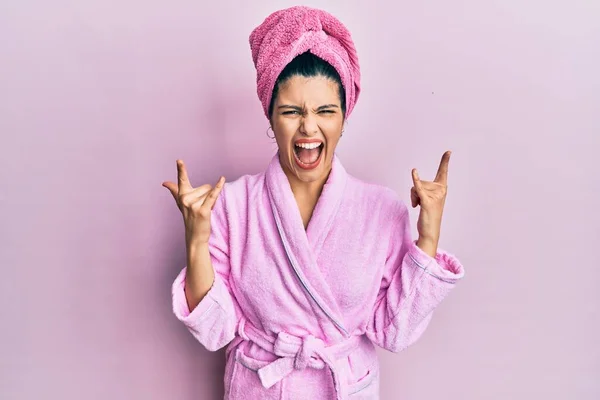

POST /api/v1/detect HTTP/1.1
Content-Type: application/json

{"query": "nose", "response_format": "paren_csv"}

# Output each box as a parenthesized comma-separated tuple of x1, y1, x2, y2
(299, 113, 319, 136)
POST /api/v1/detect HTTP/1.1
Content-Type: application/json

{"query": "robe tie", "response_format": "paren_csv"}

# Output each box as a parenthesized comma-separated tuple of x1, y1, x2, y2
(239, 318, 361, 400)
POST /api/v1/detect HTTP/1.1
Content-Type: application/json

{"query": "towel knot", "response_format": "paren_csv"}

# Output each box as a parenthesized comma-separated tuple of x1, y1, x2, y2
(303, 8, 322, 32)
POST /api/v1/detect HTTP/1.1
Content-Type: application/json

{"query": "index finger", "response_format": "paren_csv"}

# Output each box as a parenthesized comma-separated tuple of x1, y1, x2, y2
(177, 160, 193, 193)
(434, 151, 451, 184)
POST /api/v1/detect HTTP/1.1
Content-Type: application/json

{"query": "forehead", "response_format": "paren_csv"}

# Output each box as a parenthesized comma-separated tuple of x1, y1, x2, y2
(276, 75, 340, 105)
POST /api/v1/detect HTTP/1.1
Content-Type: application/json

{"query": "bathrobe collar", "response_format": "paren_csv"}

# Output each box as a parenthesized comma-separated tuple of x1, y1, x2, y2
(265, 152, 349, 337)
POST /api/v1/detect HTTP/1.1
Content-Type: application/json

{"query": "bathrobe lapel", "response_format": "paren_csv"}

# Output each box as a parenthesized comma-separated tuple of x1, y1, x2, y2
(265, 153, 349, 337)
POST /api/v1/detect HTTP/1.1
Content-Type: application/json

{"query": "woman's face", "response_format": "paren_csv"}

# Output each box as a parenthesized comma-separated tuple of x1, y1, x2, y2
(270, 75, 344, 185)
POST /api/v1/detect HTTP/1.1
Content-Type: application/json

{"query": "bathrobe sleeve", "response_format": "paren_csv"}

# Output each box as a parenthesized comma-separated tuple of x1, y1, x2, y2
(171, 189, 241, 351)
(365, 200, 464, 353)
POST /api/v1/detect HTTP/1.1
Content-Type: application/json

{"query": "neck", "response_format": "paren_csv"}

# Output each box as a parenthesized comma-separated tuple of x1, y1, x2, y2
(280, 155, 333, 230)
(283, 165, 331, 201)
(289, 175, 328, 203)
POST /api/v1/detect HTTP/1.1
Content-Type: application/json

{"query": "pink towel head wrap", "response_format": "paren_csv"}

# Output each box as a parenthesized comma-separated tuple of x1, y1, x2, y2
(249, 6, 361, 119)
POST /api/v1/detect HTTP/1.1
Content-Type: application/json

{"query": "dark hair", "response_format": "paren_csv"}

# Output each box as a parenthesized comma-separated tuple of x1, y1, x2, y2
(268, 51, 346, 119)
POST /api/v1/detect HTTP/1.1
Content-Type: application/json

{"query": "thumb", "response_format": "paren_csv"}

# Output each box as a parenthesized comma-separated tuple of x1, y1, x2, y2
(162, 181, 178, 201)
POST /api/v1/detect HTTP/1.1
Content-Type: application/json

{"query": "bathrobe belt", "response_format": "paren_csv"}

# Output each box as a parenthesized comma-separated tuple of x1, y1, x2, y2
(238, 318, 361, 400)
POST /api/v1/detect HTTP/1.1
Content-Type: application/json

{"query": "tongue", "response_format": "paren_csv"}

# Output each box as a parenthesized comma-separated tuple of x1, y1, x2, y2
(297, 147, 321, 164)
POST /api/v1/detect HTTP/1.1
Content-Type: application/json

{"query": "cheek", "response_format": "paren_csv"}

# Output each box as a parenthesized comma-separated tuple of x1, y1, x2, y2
(323, 123, 343, 147)
(327, 136, 341, 149)
(273, 120, 297, 147)
(324, 117, 343, 133)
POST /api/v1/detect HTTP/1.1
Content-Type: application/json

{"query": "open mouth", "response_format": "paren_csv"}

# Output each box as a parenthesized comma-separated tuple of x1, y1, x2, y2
(293, 140, 324, 170)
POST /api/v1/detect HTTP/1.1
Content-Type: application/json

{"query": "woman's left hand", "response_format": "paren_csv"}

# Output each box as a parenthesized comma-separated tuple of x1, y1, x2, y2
(410, 151, 451, 257)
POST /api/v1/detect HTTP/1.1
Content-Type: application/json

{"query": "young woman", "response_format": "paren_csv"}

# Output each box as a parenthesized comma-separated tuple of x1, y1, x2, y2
(163, 6, 464, 399)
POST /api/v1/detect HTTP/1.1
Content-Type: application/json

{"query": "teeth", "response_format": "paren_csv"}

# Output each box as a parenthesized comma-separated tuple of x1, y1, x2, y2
(295, 142, 322, 149)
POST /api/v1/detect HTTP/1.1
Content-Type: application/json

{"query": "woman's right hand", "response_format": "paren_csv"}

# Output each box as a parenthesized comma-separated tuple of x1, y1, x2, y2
(162, 160, 225, 245)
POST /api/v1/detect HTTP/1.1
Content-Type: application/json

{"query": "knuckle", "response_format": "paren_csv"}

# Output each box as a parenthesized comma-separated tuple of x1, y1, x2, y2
(180, 194, 191, 207)
(190, 201, 203, 211)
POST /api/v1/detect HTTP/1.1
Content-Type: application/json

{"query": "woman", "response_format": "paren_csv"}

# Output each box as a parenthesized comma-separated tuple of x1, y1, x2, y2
(163, 6, 464, 400)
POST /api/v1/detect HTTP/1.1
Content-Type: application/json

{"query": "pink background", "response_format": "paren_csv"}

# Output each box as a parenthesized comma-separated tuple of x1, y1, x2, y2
(1, 1, 599, 399)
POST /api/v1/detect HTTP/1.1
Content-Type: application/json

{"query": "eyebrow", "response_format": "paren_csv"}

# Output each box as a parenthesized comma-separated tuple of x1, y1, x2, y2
(277, 104, 340, 111)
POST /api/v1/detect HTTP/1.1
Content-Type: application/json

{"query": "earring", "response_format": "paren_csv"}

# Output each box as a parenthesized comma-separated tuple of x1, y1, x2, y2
(266, 126, 275, 139)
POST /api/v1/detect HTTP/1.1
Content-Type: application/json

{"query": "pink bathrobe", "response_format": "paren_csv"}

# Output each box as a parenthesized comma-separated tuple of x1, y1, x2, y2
(172, 154, 464, 399)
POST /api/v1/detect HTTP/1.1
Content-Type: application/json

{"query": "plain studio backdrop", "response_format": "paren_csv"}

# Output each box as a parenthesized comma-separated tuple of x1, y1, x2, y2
(1, 0, 598, 399)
